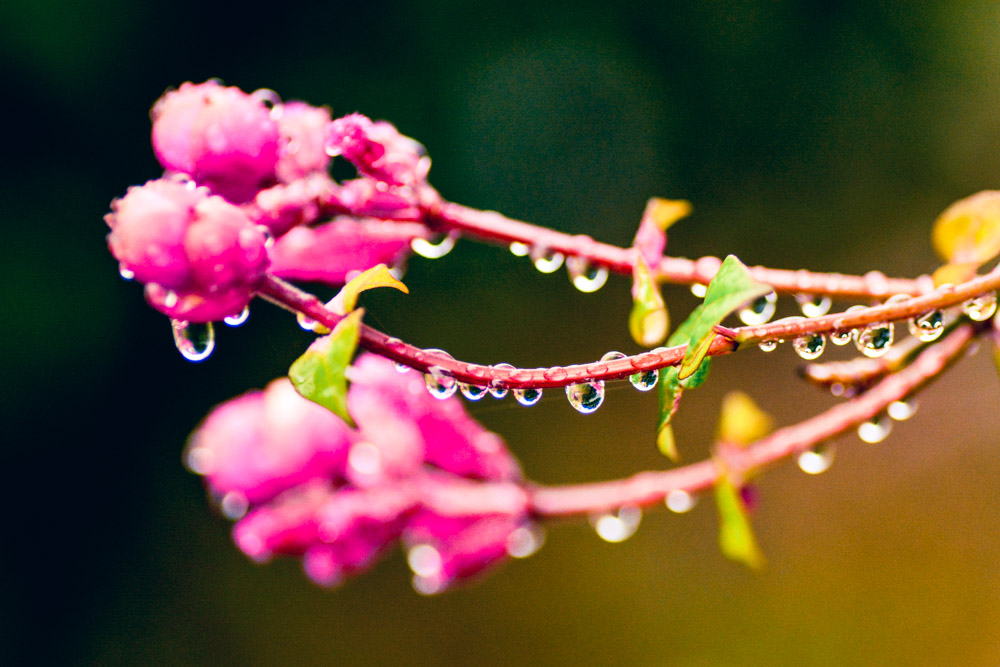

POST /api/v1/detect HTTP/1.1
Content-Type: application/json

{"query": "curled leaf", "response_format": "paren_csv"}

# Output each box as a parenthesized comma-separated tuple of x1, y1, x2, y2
(632, 197, 692, 266)
(329, 264, 408, 315)
(932, 191, 1000, 266)
(629, 256, 669, 347)
(288, 309, 364, 427)
(717, 391, 772, 448)
(714, 473, 765, 569)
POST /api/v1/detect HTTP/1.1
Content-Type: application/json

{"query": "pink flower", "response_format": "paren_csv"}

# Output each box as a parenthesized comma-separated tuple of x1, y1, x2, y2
(190, 355, 528, 591)
(267, 216, 429, 286)
(275, 101, 333, 183)
(106, 178, 269, 322)
(326, 113, 430, 187)
(152, 81, 280, 203)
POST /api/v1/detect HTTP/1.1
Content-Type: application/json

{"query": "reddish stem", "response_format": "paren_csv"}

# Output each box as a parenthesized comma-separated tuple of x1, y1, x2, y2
(526, 323, 973, 517)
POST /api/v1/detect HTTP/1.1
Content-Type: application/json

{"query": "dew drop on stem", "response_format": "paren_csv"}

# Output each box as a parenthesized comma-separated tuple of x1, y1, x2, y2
(566, 379, 605, 414)
(224, 306, 250, 327)
(459, 383, 488, 401)
(665, 489, 697, 513)
(488, 362, 515, 398)
(566, 256, 608, 293)
(171, 320, 215, 362)
(509, 241, 530, 257)
(797, 444, 835, 475)
(589, 506, 642, 543)
(962, 291, 997, 321)
(506, 524, 545, 558)
(908, 310, 944, 342)
(796, 293, 832, 318)
(887, 399, 918, 421)
(739, 292, 777, 326)
(793, 331, 826, 360)
(855, 322, 894, 358)
(512, 387, 543, 406)
(758, 339, 778, 352)
(423, 349, 457, 399)
(858, 416, 892, 443)
(530, 246, 564, 273)
(411, 232, 458, 259)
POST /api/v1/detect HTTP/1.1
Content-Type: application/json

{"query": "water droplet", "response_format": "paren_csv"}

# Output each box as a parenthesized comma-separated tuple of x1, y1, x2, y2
(828, 329, 851, 346)
(162, 289, 179, 309)
(793, 332, 826, 360)
(411, 232, 458, 259)
(629, 368, 658, 391)
(589, 506, 642, 543)
(509, 241, 530, 256)
(690, 283, 708, 298)
(530, 246, 565, 273)
(512, 387, 543, 406)
(797, 444, 835, 475)
(507, 524, 546, 558)
(887, 398, 918, 421)
(856, 322, 894, 358)
(220, 491, 249, 520)
(425, 368, 457, 400)
(297, 312, 319, 332)
(796, 293, 832, 318)
(407, 543, 442, 578)
(600, 350, 627, 363)
(543, 367, 568, 383)
(858, 416, 892, 443)
(460, 382, 488, 401)
(394, 361, 411, 374)
(963, 291, 997, 321)
(171, 320, 215, 362)
(566, 379, 605, 414)
(739, 292, 777, 326)
(665, 489, 698, 513)
(758, 339, 778, 352)
(224, 306, 250, 327)
(566, 256, 608, 293)
(255, 224, 275, 249)
(488, 362, 515, 398)
(118, 263, 134, 280)
(908, 310, 944, 342)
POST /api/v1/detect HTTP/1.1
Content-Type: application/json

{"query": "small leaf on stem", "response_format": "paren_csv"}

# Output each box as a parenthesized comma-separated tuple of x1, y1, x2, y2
(717, 391, 773, 448)
(714, 473, 765, 569)
(931, 191, 1000, 266)
(288, 308, 364, 427)
(331, 264, 409, 315)
(629, 256, 669, 347)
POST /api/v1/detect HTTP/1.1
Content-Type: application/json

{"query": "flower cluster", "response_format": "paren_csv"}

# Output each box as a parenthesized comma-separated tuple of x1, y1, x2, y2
(107, 80, 434, 322)
(185, 354, 531, 592)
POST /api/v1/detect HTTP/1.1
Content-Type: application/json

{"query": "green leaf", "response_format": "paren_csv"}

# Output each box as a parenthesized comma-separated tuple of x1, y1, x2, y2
(717, 391, 772, 447)
(678, 255, 770, 379)
(656, 367, 682, 460)
(331, 264, 409, 315)
(288, 309, 364, 427)
(629, 256, 669, 347)
(714, 474, 765, 569)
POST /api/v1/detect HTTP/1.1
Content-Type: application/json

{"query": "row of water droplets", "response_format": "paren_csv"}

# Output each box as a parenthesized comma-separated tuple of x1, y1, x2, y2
(509, 241, 610, 293)
(739, 287, 998, 361)
(397, 349, 660, 413)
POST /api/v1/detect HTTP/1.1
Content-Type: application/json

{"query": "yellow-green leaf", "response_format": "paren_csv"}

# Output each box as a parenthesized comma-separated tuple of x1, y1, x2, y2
(717, 391, 773, 447)
(331, 264, 408, 315)
(644, 197, 692, 232)
(288, 309, 364, 427)
(629, 256, 669, 347)
(678, 255, 770, 379)
(931, 191, 1000, 266)
(714, 474, 765, 569)
(656, 366, 683, 461)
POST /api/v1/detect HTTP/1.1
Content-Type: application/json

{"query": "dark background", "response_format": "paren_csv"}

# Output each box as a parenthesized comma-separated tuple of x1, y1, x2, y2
(5, 1, 1000, 664)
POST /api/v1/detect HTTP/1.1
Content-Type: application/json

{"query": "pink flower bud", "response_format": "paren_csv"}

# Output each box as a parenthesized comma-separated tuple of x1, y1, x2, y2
(326, 113, 430, 186)
(275, 101, 332, 183)
(107, 178, 269, 322)
(333, 178, 422, 220)
(246, 173, 338, 237)
(186, 379, 353, 504)
(152, 81, 279, 203)
(267, 217, 428, 286)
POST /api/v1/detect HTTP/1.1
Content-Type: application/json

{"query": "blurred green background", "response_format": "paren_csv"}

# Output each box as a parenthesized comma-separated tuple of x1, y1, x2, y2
(5, 1, 1000, 664)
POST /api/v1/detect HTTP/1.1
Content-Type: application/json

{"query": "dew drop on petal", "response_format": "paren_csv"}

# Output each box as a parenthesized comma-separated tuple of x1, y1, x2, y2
(171, 320, 215, 362)
(220, 491, 249, 520)
(793, 332, 826, 360)
(509, 241, 530, 257)
(507, 524, 546, 558)
(255, 224, 275, 249)
(590, 506, 642, 543)
(411, 232, 458, 259)
(856, 322, 894, 358)
(224, 306, 250, 327)
(118, 263, 135, 281)
(296, 312, 319, 332)
(666, 489, 698, 513)
(887, 399, 918, 421)
(407, 544, 443, 578)
(797, 444, 835, 475)
(566, 380, 605, 414)
(908, 310, 944, 342)
(963, 292, 997, 321)
(459, 382, 488, 401)
(796, 293, 832, 318)
(629, 368, 658, 391)
(739, 292, 777, 326)
(858, 416, 892, 443)
(566, 256, 609, 293)
(690, 283, 708, 298)
(530, 246, 565, 273)
(512, 387, 543, 406)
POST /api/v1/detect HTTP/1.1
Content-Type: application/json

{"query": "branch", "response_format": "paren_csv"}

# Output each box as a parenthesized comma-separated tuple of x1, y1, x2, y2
(255, 267, 999, 389)
(526, 322, 974, 517)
